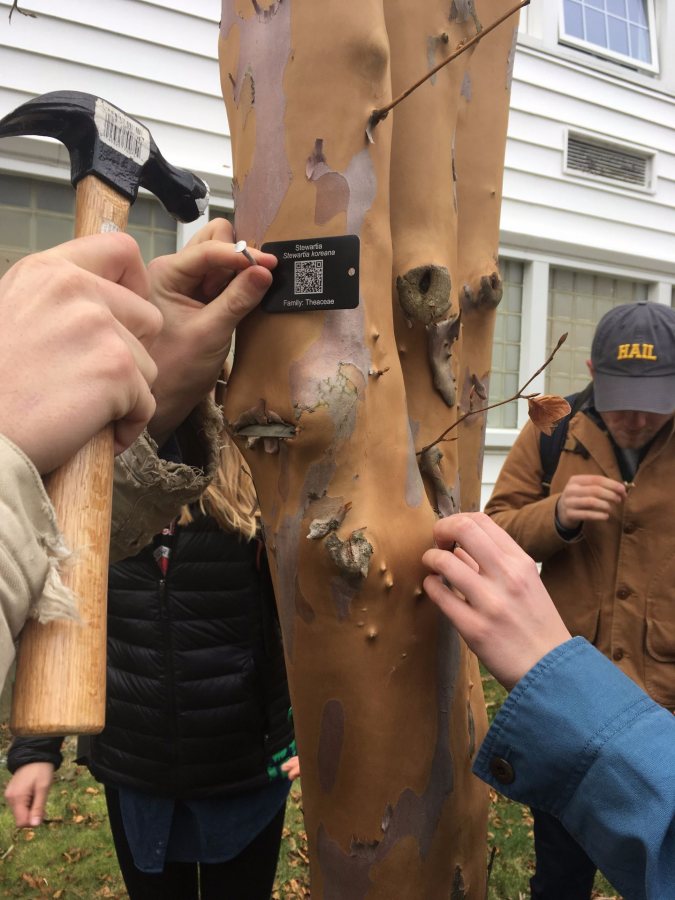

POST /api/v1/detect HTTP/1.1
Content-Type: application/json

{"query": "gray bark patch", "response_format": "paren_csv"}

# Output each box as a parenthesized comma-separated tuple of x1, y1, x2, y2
(325, 530, 373, 579)
(427, 314, 461, 407)
(396, 265, 451, 326)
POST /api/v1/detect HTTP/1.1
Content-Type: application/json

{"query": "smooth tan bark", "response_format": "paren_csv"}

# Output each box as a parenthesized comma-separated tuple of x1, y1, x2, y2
(386, 3, 495, 893)
(456, 0, 520, 512)
(219, 2, 517, 895)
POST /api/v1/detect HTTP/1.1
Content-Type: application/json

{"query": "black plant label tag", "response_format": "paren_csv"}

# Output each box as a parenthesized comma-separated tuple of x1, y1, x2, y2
(260, 235, 360, 313)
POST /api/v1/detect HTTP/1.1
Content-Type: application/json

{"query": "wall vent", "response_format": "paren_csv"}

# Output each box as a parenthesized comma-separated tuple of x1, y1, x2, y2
(566, 134, 652, 189)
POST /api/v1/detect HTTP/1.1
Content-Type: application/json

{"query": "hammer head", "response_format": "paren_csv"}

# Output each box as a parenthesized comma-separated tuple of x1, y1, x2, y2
(0, 91, 209, 222)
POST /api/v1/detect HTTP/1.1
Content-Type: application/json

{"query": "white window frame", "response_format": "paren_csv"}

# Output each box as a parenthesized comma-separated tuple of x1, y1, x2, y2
(557, 0, 659, 75)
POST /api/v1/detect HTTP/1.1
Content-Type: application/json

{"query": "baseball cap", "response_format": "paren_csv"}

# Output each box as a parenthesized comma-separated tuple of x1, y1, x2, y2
(591, 301, 675, 414)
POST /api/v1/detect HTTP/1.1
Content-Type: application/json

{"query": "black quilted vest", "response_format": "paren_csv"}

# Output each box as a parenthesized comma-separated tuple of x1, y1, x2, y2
(81, 514, 293, 798)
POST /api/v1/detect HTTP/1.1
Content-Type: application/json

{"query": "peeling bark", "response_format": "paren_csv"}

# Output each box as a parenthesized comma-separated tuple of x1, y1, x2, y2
(229, 398, 296, 453)
(306, 497, 351, 539)
(419, 446, 459, 517)
(324, 529, 373, 579)
(427, 313, 461, 406)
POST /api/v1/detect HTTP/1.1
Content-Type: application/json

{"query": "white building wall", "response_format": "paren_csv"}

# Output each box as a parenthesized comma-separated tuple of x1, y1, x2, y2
(0, 0, 673, 505)
(0, 0, 231, 206)
(503, 48, 675, 272)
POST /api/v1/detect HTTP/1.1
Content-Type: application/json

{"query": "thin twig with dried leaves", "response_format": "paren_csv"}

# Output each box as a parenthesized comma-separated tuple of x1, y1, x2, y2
(366, 0, 530, 141)
(417, 332, 569, 456)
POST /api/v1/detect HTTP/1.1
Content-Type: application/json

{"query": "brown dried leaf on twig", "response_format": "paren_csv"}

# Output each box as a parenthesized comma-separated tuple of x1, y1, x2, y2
(527, 395, 571, 435)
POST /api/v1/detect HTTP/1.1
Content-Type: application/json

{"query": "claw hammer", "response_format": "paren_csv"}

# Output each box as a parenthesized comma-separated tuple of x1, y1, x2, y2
(0, 91, 209, 735)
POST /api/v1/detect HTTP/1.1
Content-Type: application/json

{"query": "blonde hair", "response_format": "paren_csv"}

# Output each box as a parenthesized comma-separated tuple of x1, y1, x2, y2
(178, 436, 258, 540)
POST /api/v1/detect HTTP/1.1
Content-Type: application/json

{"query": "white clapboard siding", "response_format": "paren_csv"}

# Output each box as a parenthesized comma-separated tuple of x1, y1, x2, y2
(0, 0, 221, 86)
(514, 52, 674, 144)
(504, 45, 675, 273)
(0, 0, 230, 191)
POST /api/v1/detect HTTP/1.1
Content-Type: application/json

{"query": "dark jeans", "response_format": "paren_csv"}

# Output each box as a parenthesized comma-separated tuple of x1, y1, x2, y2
(105, 785, 286, 900)
(530, 808, 596, 900)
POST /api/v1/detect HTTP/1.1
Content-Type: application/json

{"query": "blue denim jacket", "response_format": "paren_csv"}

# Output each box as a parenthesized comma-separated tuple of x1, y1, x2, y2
(473, 637, 675, 900)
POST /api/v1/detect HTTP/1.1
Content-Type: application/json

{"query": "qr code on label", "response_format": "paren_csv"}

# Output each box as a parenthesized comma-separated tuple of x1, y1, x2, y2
(294, 259, 323, 295)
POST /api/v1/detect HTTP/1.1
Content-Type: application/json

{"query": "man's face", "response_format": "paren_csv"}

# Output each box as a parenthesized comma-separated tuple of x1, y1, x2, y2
(598, 409, 673, 449)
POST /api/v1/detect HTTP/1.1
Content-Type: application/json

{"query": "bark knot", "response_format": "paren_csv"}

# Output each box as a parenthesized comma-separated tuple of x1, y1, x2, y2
(396, 265, 451, 326)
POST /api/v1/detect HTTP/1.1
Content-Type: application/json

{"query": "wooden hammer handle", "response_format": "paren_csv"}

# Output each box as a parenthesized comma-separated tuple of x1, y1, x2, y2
(10, 177, 131, 736)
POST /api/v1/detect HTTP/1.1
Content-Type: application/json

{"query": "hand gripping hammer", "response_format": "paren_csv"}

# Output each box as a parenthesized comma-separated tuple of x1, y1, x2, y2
(0, 91, 209, 735)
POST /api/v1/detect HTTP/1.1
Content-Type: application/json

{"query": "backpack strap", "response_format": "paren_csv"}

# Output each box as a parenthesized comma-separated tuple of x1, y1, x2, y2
(539, 383, 593, 497)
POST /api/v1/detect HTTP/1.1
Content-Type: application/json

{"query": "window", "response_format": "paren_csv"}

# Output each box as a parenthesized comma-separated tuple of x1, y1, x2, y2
(127, 197, 178, 261)
(0, 175, 74, 276)
(487, 259, 524, 429)
(560, 0, 658, 71)
(209, 207, 234, 224)
(0, 172, 177, 276)
(546, 268, 648, 396)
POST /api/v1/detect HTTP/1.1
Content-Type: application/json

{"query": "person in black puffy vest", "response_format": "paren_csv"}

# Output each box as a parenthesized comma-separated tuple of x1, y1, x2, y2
(5, 434, 298, 900)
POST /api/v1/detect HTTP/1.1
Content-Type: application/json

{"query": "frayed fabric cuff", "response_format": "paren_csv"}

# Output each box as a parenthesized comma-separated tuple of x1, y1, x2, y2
(110, 399, 222, 561)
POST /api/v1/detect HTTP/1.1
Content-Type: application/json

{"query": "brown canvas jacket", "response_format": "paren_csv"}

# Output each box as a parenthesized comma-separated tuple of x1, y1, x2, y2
(485, 411, 675, 708)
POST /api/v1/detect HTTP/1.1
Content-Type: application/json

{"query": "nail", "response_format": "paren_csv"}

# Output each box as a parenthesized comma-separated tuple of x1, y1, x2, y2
(234, 240, 256, 266)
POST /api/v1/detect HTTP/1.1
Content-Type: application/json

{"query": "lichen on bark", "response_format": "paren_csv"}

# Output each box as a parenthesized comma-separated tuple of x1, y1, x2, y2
(325, 530, 373, 580)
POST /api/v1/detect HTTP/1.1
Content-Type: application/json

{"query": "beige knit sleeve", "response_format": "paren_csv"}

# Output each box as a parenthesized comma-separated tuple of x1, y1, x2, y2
(0, 435, 78, 692)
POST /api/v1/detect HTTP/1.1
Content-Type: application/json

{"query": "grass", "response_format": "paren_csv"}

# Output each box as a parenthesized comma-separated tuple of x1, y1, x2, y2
(0, 678, 622, 898)
(0, 724, 312, 900)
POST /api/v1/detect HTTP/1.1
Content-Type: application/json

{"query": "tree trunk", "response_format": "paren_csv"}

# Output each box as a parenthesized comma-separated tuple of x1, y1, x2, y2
(456, 2, 520, 512)
(219, 2, 517, 895)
